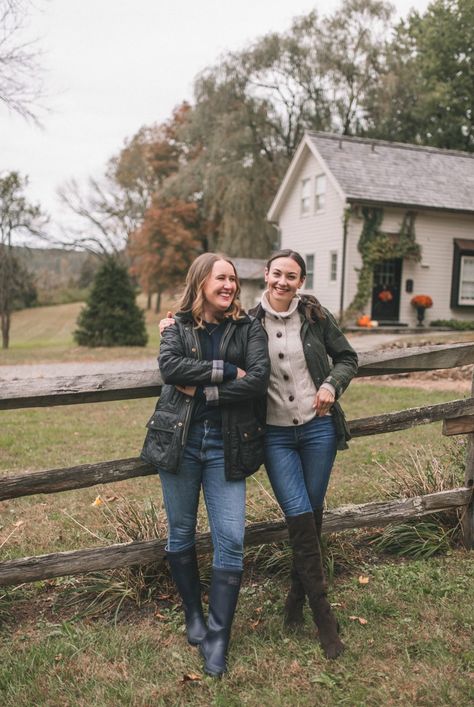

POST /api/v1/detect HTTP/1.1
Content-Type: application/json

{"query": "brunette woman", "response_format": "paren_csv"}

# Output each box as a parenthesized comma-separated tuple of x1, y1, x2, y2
(142, 253, 269, 677)
(249, 249, 358, 659)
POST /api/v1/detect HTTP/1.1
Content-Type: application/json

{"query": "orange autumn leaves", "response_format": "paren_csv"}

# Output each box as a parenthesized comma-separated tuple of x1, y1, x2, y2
(128, 200, 201, 301)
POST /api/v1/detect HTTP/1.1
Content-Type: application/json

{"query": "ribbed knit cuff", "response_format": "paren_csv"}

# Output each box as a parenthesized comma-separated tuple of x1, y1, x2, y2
(223, 362, 238, 380)
(319, 382, 336, 398)
(323, 376, 340, 398)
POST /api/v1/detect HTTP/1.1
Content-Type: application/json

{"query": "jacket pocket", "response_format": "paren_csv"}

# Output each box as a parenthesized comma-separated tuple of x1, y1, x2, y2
(140, 410, 180, 470)
(237, 419, 265, 473)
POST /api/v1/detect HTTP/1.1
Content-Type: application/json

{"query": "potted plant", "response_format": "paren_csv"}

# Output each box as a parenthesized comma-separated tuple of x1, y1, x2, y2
(410, 294, 433, 326)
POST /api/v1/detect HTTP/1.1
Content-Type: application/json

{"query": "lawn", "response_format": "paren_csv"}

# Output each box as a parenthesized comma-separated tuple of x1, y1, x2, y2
(1, 377, 473, 705)
(1, 306, 473, 705)
(0, 296, 168, 365)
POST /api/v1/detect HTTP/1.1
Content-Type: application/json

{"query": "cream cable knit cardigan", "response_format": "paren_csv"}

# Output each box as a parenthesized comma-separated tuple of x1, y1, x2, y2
(260, 292, 335, 426)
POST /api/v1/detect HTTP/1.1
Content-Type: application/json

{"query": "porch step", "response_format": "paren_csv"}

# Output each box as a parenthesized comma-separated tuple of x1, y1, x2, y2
(376, 321, 408, 327)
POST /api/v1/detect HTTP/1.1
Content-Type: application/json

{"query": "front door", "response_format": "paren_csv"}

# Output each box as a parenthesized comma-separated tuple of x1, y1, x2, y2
(371, 259, 402, 321)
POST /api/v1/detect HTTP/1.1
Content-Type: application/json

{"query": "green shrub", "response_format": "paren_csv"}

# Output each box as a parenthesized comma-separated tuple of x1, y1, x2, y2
(430, 319, 474, 330)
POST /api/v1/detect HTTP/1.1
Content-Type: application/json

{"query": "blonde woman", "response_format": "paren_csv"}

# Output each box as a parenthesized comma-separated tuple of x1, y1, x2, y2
(142, 252, 269, 677)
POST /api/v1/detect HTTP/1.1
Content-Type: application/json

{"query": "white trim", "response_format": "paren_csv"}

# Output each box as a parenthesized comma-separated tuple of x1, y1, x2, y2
(267, 133, 347, 222)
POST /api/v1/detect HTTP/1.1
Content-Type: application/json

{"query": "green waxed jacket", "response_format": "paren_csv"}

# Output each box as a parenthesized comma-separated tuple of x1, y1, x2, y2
(249, 296, 358, 450)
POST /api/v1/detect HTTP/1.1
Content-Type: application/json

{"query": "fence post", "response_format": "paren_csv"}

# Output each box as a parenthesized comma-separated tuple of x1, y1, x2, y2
(462, 369, 474, 549)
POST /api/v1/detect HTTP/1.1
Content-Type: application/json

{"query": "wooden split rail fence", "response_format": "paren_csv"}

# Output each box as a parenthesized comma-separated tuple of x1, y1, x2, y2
(0, 342, 473, 587)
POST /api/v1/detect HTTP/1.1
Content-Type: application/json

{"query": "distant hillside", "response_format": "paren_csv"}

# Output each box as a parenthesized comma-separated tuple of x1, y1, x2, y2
(13, 247, 95, 290)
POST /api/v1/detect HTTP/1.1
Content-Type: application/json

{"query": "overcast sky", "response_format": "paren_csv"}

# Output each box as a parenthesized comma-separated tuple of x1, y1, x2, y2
(1, 0, 430, 238)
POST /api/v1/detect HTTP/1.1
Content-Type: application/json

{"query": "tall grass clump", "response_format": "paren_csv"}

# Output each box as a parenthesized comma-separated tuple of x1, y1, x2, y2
(62, 497, 172, 619)
(369, 439, 466, 558)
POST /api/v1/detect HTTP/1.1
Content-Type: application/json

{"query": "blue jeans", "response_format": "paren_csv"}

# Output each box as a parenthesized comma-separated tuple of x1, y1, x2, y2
(264, 416, 337, 517)
(158, 422, 246, 570)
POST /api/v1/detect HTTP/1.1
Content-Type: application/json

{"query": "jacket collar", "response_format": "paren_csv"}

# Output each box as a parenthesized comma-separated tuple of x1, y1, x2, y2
(175, 310, 251, 325)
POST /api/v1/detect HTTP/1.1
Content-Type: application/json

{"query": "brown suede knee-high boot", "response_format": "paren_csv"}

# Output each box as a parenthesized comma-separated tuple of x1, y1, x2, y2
(286, 512, 344, 660)
(283, 507, 325, 628)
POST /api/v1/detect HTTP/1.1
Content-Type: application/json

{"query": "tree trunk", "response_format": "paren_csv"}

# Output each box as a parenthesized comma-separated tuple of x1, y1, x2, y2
(1, 309, 10, 349)
(155, 290, 162, 313)
(146, 291, 152, 310)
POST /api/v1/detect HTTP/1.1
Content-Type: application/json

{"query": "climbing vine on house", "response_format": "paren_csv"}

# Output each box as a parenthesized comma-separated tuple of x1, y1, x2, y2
(347, 207, 421, 315)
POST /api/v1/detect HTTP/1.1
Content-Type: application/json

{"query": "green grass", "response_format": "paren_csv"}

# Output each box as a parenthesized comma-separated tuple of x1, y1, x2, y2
(0, 555, 472, 706)
(0, 296, 164, 365)
(0, 320, 473, 704)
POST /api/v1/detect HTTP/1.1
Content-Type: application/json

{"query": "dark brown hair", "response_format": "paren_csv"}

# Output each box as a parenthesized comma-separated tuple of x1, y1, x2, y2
(178, 252, 243, 327)
(266, 249, 325, 322)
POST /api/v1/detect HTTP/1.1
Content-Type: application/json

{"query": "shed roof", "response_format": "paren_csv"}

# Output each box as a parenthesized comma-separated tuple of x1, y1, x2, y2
(268, 132, 474, 220)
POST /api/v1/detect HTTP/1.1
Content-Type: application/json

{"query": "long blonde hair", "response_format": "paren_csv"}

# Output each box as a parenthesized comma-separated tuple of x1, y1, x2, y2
(178, 253, 243, 327)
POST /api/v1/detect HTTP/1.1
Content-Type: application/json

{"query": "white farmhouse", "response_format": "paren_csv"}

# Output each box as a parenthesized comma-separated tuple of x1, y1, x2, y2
(267, 132, 474, 326)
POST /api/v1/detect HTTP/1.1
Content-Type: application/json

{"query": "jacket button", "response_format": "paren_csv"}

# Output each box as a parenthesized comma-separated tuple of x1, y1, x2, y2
(293, 418, 299, 425)
(278, 353, 284, 359)
(289, 395, 294, 401)
(178, 422, 183, 427)
(244, 432, 248, 438)
(276, 331, 282, 338)
(191, 347, 196, 353)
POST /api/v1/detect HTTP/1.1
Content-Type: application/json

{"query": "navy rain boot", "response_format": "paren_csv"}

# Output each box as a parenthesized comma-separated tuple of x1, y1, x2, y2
(167, 547, 207, 646)
(200, 568, 242, 677)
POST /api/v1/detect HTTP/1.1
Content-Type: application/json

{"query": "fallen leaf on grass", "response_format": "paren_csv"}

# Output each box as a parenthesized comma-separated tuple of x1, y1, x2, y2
(249, 619, 261, 629)
(154, 612, 167, 620)
(181, 673, 201, 683)
(349, 615, 368, 625)
(13, 520, 25, 528)
(104, 495, 119, 502)
(358, 575, 370, 585)
(91, 496, 103, 507)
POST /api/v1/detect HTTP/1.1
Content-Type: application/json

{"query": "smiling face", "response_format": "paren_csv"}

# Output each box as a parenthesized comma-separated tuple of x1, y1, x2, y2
(202, 259, 238, 320)
(265, 256, 305, 311)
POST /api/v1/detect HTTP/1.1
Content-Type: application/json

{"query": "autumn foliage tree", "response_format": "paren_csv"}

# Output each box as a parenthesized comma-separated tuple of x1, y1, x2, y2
(128, 199, 201, 312)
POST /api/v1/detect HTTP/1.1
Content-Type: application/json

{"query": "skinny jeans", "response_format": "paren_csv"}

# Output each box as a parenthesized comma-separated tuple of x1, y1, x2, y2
(158, 421, 246, 570)
(264, 415, 337, 517)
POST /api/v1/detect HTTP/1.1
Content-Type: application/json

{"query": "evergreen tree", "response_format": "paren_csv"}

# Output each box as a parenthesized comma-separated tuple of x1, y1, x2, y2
(74, 258, 148, 347)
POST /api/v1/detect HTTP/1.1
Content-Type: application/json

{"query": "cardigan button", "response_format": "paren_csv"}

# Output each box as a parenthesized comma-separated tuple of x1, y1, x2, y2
(278, 353, 284, 359)
(283, 374, 289, 381)
(292, 418, 299, 425)
(289, 395, 294, 402)
(276, 331, 282, 338)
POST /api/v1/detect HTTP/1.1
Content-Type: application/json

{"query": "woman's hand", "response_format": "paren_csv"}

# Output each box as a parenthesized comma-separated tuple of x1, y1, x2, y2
(159, 311, 175, 335)
(176, 384, 196, 397)
(313, 387, 335, 416)
(236, 368, 246, 379)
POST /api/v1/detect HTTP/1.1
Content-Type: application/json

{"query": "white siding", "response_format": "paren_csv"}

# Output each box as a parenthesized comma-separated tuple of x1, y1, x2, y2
(344, 207, 474, 323)
(278, 149, 346, 315)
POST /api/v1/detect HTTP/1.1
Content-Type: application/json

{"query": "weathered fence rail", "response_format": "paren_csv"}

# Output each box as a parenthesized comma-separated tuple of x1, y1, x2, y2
(1, 341, 473, 588)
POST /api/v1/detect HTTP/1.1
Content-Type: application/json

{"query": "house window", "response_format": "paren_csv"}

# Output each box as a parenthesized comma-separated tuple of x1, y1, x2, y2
(329, 251, 338, 282)
(300, 178, 311, 215)
(451, 239, 474, 307)
(305, 254, 314, 289)
(314, 174, 326, 212)
(459, 256, 474, 305)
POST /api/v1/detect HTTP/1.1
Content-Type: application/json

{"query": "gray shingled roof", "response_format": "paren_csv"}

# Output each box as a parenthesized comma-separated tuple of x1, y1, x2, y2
(307, 132, 474, 213)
